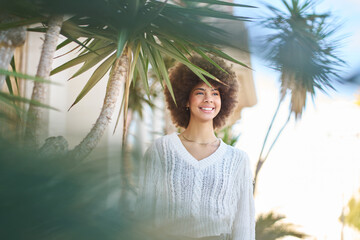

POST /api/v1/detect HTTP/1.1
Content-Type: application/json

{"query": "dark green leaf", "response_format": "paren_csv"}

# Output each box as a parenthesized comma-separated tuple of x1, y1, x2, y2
(0, 69, 56, 84)
(0, 92, 58, 111)
(69, 53, 116, 109)
(117, 29, 128, 58)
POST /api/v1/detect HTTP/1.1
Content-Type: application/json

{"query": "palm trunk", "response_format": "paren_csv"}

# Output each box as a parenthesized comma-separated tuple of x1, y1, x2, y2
(0, 15, 26, 89)
(68, 52, 129, 161)
(25, 15, 63, 148)
(253, 109, 291, 195)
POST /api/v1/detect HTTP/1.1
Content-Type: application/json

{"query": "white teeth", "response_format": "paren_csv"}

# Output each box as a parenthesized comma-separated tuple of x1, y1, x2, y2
(201, 107, 213, 111)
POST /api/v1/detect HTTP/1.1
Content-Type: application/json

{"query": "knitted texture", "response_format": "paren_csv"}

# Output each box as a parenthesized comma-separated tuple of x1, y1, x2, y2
(136, 133, 255, 240)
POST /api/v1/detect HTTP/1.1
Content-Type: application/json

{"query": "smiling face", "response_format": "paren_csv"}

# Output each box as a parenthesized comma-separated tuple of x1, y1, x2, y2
(187, 82, 221, 125)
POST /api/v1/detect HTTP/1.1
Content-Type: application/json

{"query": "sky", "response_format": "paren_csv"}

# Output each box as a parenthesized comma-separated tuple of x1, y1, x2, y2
(233, 0, 360, 239)
(235, 0, 360, 96)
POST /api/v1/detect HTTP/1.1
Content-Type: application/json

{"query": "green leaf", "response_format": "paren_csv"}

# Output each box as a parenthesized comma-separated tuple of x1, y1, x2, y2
(0, 17, 45, 30)
(174, 41, 193, 56)
(140, 38, 162, 84)
(69, 53, 116, 109)
(131, 0, 168, 34)
(70, 46, 115, 80)
(191, 46, 228, 74)
(0, 92, 58, 111)
(55, 43, 82, 60)
(163, 4, 248, 21)
(117, 29, 128, 58)
(51, 44, 115, 76)
(0, 94, 26, 115)
(10, 57, 20, 93)
(5, 75, 14, 95)
(182, 0, 256, 8)
(144, 39, 220, 83)
(122, 49, 132, 143)
(157, 37, 188, 60)
(0, 69, 57, 84)
(60, 30, 100, 55)
(5, 58, 16, 96)
(136, 53, 150, 96)
(128, 42, 141, 86)
(208, 48, 250, 69)
(78, 39, 108, 56)
(113, 91, 126, 135)
(56, 38, 73, 51)
(149, 39, 176, 104)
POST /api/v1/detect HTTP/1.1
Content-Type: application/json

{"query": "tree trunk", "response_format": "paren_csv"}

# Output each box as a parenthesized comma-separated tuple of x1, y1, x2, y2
(253, 110, 291, 195)
(68, 52, 129, 161)
(25, 15, 63, 148)
(0, 15, 26, 89)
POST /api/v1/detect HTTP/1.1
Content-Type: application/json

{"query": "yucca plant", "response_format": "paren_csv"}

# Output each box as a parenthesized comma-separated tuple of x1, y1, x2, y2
(1, 0, 66, 146)
(47, 0, 254, 161)
(254, 0, 345, 193)
(0, 0, 254, 158)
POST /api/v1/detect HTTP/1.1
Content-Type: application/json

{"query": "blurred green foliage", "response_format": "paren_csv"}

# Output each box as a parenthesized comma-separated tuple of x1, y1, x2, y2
(0, 138, 146, 239)
(256, 212, 307, 240)
(344, 193, 360, 231)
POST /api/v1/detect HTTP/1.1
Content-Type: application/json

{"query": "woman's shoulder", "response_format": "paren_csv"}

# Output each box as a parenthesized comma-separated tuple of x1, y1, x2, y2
(222, 144, 253, 187)
(222, 143, 251, 172)
(223, 143, 249, 162)
(146, 132, 177, 153)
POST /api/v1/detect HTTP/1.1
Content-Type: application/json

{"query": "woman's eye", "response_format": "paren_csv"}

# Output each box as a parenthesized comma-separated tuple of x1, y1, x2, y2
(213, 92, 219, 96)
(195, 92, 204, 95)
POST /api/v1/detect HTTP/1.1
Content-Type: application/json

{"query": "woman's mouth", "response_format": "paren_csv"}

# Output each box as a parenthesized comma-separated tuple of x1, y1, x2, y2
(199, 107, 214, 112)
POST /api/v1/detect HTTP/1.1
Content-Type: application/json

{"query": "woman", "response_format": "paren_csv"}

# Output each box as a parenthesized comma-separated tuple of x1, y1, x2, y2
(137, 55, 255, 240)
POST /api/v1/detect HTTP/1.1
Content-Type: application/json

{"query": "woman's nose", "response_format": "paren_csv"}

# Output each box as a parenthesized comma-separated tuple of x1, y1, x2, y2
(204, 93, 213, 102)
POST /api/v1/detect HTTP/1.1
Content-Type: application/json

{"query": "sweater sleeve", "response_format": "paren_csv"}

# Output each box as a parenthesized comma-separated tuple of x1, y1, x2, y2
(232, 153, 255, 240)
(136, 141, 162, 218)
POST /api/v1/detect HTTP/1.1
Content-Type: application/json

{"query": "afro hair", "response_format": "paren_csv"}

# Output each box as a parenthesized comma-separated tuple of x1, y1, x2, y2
(164, 55, 239, 129)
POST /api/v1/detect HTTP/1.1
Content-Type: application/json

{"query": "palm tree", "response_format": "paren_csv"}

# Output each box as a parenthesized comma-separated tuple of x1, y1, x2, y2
(254, 0, 345, 193)
(256, 212, 307, 240)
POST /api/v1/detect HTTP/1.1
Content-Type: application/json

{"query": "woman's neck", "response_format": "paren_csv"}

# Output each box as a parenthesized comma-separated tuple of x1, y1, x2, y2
(182, 120, 216, 142)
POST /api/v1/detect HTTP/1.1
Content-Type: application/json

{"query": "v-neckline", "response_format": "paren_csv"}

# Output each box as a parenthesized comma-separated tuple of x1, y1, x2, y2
(170, 132, 226, 169)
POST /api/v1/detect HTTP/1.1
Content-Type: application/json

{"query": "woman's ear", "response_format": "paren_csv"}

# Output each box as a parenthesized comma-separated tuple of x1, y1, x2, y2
(186, 101, 189, 108)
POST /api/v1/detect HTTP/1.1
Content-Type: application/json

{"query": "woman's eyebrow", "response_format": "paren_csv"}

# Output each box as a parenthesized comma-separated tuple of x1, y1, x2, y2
(193, 88, 205, 91)
(193, 87, 219, 91)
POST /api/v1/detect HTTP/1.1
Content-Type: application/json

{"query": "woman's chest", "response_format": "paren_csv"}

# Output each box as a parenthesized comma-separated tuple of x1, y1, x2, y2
(181, 141, 220, 161)
(161, 158, 239, 199)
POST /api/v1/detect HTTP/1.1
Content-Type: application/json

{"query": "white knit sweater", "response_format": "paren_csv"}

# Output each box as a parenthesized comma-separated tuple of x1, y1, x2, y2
(137, 133, 255, 240)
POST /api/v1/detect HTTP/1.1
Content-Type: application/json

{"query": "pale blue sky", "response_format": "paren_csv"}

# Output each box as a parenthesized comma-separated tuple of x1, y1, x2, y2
(234, 0, 360, 96)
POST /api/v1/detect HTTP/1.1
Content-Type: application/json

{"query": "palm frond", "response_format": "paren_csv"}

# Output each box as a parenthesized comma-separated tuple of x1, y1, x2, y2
(256, 212, 308, 240)
(260, 0, 345, 118)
